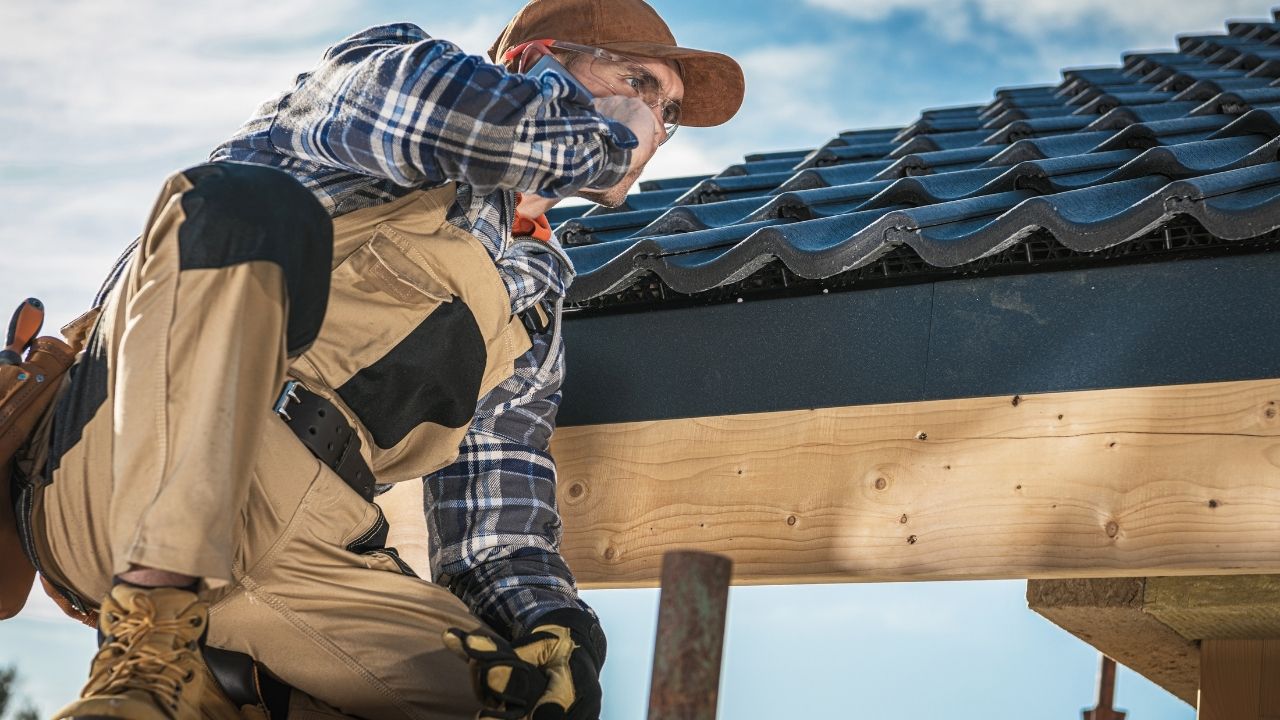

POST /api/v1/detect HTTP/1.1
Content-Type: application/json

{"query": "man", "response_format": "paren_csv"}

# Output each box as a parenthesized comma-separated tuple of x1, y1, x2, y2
(14, 0, 743, 718)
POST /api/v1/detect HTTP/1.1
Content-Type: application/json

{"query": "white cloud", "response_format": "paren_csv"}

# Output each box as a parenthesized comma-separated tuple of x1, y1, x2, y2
(805, 0, 1266, 48)
(432, 13, 512, 57)
(0, 2, 502, 167)
(788, 0, 1280, 125)
(0, 3, 511, 328)
(15, 583, 80, 624)
(640, 131, 745, 182)
(738, 44, 848, 137)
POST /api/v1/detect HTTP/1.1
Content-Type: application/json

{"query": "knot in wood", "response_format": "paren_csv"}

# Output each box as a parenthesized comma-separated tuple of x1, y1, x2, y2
(906, 534, 918, 545)
(603, 546, 617, 561)
(786, 515, 797, 526)
(567, 483, 585, 499)
(915, 431, 928, 441)
(1105, 521, 1120, 539)
(874, 477, 887, 491)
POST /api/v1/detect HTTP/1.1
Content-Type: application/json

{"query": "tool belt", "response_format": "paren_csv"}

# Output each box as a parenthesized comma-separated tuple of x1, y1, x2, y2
(274, 380, 377, 502)
(1, 304, 92, 620)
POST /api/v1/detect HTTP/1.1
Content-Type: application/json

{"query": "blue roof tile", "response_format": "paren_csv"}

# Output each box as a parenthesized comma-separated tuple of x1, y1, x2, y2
(557, 11, 1280, 306)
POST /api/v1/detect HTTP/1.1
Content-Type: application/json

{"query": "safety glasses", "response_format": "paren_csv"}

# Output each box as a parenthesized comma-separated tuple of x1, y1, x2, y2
(505, 39, 682, 143)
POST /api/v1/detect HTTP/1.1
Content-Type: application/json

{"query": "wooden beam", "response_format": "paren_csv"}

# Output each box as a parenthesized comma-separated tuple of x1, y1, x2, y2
(1198, 639, 1280, 720)
(1145, 575, 1280, 640)
(551, 379, 1280, 588)
(1028, 578, 1198, 706)
(378, 480, 430, 576)
(1031, 574, 1280, 708)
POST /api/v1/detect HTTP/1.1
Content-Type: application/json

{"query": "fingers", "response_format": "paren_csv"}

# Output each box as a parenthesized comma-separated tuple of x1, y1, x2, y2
(591, 95, 660, 169)
(514, 627, 576, 666)
(442, 628, 467, 657)
(532, 704, 567, 720)
(443, 628, 505, 660)
(563, 651, 602, 720)
(530, 664, 575, 718)
(445, 628, 551, 716)
(516, 193, 559, 220)
(444, 626, 602, 720)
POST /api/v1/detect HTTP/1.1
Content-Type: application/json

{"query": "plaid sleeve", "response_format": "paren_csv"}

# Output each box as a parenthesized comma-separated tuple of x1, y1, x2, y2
(423, 428, 593, 638)
(423, 323, 591, 638)
(268, 23, 636, 198)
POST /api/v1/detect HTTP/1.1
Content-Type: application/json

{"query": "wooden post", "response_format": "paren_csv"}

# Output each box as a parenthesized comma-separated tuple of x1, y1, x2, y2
(1198, 639, 1280, 720)
(1083, 654, 1125, 720)
(647, 551, 733, 720)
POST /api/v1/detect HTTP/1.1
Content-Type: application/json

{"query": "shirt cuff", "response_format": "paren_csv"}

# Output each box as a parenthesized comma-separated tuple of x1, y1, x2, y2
(580, 120, 637, 193)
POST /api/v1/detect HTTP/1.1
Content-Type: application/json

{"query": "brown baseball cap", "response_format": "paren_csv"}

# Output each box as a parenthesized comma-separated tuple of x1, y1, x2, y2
(489, 0, 745, 127)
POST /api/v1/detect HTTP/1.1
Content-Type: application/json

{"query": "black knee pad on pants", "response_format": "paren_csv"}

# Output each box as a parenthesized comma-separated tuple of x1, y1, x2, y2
(178, 162, 333, 357)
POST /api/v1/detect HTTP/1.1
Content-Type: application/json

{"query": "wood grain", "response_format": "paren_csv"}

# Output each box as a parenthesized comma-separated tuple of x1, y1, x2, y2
(377, 480, 430, 577)
(1028, 578, 1198, 705)
(551, 380, 1280, 588)
(1198, 639, 1280, 720)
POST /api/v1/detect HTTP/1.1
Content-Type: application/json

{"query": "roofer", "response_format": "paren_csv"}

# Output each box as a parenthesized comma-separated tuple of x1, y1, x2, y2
(4, 0, 743, 717)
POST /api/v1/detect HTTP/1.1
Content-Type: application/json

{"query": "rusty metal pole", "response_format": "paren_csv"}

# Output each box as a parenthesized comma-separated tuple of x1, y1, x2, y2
(1083, 654, 1126, 720)
(646, 550, 733, 720)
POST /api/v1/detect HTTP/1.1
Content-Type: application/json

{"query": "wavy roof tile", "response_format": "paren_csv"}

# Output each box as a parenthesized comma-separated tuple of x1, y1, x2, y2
(552, 12, 1280, 309)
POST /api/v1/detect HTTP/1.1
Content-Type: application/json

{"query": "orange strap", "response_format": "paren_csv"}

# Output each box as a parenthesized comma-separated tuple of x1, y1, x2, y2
(503, 39, 555, 67)
(512, 194, 553, 243)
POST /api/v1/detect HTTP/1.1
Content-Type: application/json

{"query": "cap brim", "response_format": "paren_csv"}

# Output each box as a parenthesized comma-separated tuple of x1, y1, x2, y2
(595, 42, 744, 127)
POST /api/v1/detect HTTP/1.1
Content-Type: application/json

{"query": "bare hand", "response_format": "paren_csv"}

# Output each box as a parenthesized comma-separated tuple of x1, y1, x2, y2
(516, 192, 559, 220)
(593, 95, 662, 171)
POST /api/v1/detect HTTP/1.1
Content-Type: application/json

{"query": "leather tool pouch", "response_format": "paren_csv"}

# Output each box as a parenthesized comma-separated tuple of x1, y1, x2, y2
(0, 312, 91, 620)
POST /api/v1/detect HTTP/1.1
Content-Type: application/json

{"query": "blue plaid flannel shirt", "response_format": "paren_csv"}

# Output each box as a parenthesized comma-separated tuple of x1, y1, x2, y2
(209, 23, 636, 638)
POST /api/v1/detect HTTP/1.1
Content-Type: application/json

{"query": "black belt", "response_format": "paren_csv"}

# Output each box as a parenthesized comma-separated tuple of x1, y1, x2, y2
(273, 381, 376, 501)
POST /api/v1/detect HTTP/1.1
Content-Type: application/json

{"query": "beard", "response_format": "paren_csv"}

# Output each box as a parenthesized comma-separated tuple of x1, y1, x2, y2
(576, 161, 647, 207)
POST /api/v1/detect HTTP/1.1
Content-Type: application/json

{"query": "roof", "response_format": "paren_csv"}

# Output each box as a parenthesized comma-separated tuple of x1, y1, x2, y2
(551, 11, 1280, 310)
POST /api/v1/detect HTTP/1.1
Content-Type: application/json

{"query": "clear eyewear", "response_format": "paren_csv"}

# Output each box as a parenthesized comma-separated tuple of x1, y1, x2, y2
(544, 41, 682, 144)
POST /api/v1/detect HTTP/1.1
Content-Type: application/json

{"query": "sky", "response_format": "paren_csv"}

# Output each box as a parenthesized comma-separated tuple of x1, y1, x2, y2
(0, 0, 1271, 716)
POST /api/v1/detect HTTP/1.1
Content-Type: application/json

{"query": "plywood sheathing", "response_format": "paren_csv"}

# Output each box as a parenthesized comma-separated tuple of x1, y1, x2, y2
(1146, 575, 1280, 641)
(1027, 578, 1198, 705)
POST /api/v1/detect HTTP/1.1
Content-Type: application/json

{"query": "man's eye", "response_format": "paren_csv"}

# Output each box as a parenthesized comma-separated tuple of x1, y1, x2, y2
(623, 76, 642, 91)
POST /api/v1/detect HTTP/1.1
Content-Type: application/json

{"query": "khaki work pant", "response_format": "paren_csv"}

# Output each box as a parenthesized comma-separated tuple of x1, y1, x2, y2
(28, 162, 530, 719)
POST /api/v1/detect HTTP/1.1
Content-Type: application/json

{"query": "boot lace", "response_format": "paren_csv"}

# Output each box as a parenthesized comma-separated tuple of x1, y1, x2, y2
(86, 594, 203, 714)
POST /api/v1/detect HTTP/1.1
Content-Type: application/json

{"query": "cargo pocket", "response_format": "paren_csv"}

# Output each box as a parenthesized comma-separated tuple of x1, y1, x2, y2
(294, 228, 489, 450)
(335, 295, 488, 449)
(297, 230, 450, 388)
(343, 503, 418, 578)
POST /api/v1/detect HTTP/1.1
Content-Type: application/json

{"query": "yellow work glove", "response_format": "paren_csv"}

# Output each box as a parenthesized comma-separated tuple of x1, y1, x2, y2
(443, 608, 606, 720)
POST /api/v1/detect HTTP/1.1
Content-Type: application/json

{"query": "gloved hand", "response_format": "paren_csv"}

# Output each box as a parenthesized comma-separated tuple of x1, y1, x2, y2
(443, 608, 606, 720)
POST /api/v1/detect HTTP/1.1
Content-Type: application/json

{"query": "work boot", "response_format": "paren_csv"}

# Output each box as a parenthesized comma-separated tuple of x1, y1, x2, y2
(52, 584, 240, 720)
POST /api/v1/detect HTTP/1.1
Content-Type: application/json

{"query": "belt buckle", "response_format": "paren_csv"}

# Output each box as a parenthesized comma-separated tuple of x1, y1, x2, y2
(273, 380, 302, 421)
